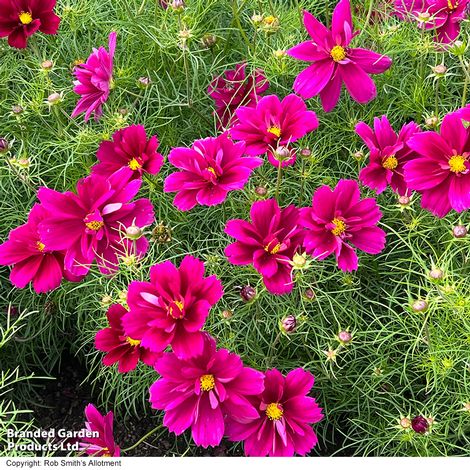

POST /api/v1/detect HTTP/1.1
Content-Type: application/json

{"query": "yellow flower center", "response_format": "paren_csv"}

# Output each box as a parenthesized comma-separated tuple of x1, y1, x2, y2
(126, 337, 141, 347)
(264, 15, 277, 25)
(265, 242, 281, 254)
(448, 0, 458, 10)
(128, 158, 142, 171)
(266, 403, 283, 421)
(331, 218, 347, 236)
(330, 45, 346, 62)
(85, 221, 104, 231)
(168, 300, 184, 319)
(382, 155, 398, 170)
(200, 374, 215, 392)
(449, 155, 466, 173)
(207, 167, 217, 177)
(36, 241, 45, 252)
(19, 11, 33, 25)
(267, 126, 281, 138)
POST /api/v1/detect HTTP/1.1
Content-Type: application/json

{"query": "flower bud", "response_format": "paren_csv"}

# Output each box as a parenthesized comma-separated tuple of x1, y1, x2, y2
(240, 285, 256, 302)
(453, 225, 467, 238)
(118, 108, 129, 116)
(274, 146, 291, 161)
(304, 288, 315, 300)
(417, 11, 431, 22)
(273, 49, 286, 59)
(425, 116, 439, 128)
(262, 15, 280, 33)
(300, 148, 312, 158)
(12, 105, 24, 115)
(429, 268, 444, 280)
(400, 417, 411, 429)
(411, 415, 428, 434)
(337, 330, 352, 344)
(462, 403, 470, 412)
(171, 0, 185, 12)
(398, 195, 411, 206)
(138, 77, 151, 88)
(7, 306, 19, 317)
(353, 150, 364, 161)
(251, 14, 263, 25)
(449, 40, 467, 56)
(0, 138, 9, 154)
(222, 309, 233, 319)
(432, 64, 447, 76)
(47, 92, 62, 105)
(201, 33, 217, 48)
(126, 224, 143, 240)
(101, 295, 113, 307)
(255, 186, 267, 196)
(152, 222, 172, 244)
(41, 60, 53, 70)
(281, 315, 297, 333)
(411, 299, 428, 313)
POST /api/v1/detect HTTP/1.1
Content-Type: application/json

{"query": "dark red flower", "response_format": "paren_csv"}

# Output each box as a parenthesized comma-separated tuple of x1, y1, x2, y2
(0, 0, 60, 49)
(411, 415, 429, 434)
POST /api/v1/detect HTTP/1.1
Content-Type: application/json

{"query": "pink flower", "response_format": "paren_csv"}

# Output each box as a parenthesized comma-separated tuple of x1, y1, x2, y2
(455, 103, 470, 121)
(92, 125, 164, 180)
(208, 63, 270, 129)
(394, 0, 469, 44)
(95, 304, 162, 373)
(356, 116, 421, 195)
(287, 0, 392, 112)
(79, 404, 120, 457)
(225, 199, 304, 295)
(72, 32, 117, 122)
(0, 204, 78, 293)
(122, 256, 223, 359)
(0, 0, 60, 49)
(404, 112, 470, 217)
(300, 179, 386, 272)
(164, 133, 263, 211)
(226, 368, 323, 457)
(37, 171, 154, 277)
(230, 94, 318, 157)
(149, 334, 264, 448)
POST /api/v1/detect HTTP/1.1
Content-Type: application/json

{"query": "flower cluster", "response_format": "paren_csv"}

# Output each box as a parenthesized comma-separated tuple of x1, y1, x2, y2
(394, 0, 469, 44)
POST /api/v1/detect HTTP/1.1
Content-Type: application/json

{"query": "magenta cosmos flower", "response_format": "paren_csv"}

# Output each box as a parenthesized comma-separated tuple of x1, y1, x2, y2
(225, 199, 304, 295)
(164, 133, 263, 211)
(226, 368, 323, 457)
(404, 112, 470, 217)
(95, 304, 162, 373)
(78, 404, 120, 457)
(93, 125, 164, 180)
(122, 256, 223, 359)
(300, 179, 386, 272)
(356, 116, 421, 195)
(72, 32, 116, 122)
(287, 0, 392, 112)
(150, 334, 264, 448)
(0, 204, 78, 293)
(38, 171, 154, 277)
(0, 0, 60, 49)
(394, 0, 469, 43)
(230, 94, 318, 157)
(208, 63, 270, 129)
(455, 103, 470, 121)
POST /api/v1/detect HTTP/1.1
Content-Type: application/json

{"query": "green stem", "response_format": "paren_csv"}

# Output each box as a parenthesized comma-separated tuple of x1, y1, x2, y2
(122, 426, 160, 453)
(435, 79, 439, 118)
(275, 162, 283, 200)
(459, 56, 470, 107)
(299, 158, 305, 205)
(295, 0, 303, 27)
(232, 0, 254, 54)
(364, 0, 374, 27)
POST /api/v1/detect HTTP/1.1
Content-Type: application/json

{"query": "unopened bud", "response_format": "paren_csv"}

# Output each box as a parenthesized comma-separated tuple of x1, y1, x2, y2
(171, 0, 185, 12)
(304, 288, 315, 300)
(425, 116, 439, 127)
(429, 268, 444, 280)
(255, 186, 267, 196)
(222, 309, 233, 319)
(411, 299, 428, 313)
(41, 60, 53, 70)
(274, 146, 291, 161)
(292, 252, 307, 268)
(411, 416, 429, 434)
(201, 34, 217, 48)
(273, 49, 286, 59)
(138, 77, 151, 88)
(400, 417, 411, 429)
(47, 93, 62, 105)
(337, 330, 352, 344)
(300, 148, 312, 158)
(432, 64, 447, 75)
(126, 224, 143, 240)
(240, 285, 256, 302)
(0, 138, 9, 154)
(12, 105, 24, 115)
(398, 195, 411, 206)
(453, 225, 467, 238)
(281, 315, 297, 333)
